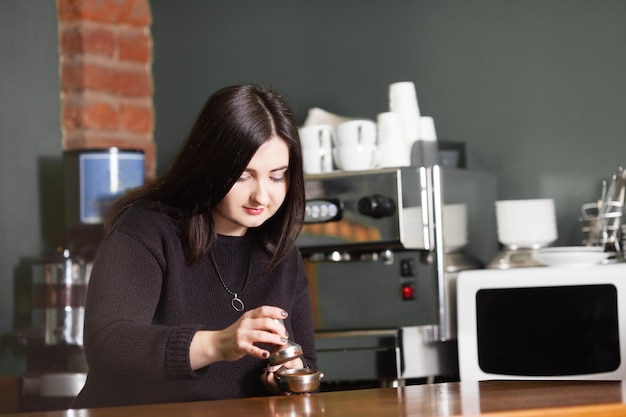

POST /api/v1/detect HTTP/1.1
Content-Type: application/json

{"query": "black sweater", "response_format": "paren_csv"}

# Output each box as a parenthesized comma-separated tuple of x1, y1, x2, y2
(73, 203, 316, 408)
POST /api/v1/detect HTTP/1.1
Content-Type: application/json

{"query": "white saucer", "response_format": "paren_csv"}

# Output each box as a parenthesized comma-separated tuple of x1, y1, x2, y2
(533, 246, 610, 267)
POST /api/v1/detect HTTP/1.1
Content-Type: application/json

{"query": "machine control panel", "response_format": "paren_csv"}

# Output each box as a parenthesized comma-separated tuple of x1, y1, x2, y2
(304, 198, 343, 223)
(400, 258, 416, 276)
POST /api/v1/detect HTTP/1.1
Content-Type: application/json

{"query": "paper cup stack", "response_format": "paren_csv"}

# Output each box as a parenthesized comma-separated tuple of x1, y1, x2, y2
(495, 199, 557, 249)
(389, 81, 421, 145)
(376, 112, 410, 168)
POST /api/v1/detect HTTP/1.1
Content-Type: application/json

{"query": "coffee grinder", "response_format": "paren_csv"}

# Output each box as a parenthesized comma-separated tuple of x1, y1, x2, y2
(19, 148, 144, 411)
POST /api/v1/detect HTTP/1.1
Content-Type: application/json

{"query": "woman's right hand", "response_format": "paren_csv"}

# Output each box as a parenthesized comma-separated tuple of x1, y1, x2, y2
(189, 305, 289, 370)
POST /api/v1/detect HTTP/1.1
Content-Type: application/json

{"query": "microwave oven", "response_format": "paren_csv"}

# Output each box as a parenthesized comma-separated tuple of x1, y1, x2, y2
(457, 263, 626, 381)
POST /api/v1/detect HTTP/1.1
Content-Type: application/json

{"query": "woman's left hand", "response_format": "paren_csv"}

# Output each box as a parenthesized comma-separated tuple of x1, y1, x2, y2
(261, 357, 304, 395)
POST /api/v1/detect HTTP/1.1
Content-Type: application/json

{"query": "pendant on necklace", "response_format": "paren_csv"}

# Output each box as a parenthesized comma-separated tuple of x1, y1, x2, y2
(231, 294, 244, 312)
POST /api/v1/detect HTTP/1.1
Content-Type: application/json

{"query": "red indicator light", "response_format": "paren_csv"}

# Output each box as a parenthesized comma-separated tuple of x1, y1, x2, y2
(402, 284, 415, 300)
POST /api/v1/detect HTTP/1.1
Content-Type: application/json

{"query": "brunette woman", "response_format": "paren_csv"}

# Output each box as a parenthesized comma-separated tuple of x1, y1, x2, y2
(73, 84, 316, 408)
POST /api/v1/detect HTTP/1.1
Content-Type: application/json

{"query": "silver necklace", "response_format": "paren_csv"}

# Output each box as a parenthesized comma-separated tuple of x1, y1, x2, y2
(208, 241, 253, 312)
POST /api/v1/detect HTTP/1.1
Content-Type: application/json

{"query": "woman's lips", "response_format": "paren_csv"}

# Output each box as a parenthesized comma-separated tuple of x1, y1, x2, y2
(246, 207, 265, 215)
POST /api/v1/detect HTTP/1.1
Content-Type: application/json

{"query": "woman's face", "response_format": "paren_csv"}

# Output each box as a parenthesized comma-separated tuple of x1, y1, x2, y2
(212, 136, 290, 236)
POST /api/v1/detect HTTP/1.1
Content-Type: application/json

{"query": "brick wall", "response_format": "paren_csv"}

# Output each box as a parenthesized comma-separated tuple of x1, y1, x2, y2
(57, 0, 156, 180)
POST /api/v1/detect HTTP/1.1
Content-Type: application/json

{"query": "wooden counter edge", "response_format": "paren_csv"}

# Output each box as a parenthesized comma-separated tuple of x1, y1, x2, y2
(472, 402, 626, 417)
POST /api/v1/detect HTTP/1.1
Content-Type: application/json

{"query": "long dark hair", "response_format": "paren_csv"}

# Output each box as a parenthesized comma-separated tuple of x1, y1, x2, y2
(105, 84, 305, 271)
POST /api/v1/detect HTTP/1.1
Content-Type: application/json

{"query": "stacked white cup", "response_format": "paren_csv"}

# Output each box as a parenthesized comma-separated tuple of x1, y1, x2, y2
(333, 119, 378, 171)
(389, 81, 421, 145)
(376, 112, 410, 168)
(495, 199, 558, 249)
(388, 81, 439, 166)
(299, 124, 334, 174)
(419, 116, 438, 141)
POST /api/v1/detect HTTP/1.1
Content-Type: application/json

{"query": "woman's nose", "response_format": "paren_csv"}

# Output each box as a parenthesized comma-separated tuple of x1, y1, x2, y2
(251, 180, 270, 205)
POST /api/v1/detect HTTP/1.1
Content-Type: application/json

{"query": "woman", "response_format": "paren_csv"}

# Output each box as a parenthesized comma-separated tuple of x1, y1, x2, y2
(73, 84, 316, 408)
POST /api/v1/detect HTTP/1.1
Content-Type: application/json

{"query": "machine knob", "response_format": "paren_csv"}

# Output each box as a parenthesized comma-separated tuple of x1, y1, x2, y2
(357, 194, 396, 218)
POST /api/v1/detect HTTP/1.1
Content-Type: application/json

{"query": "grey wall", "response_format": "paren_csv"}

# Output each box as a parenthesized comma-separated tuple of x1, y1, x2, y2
(0, 0, 624, 377)
(0, 1, 63, 374)
(151, 0, 626, 248)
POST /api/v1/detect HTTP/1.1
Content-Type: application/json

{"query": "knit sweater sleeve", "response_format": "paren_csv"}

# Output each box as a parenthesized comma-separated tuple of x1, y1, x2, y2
(82, 205, 201, 382)
(286, 249, 318, 371)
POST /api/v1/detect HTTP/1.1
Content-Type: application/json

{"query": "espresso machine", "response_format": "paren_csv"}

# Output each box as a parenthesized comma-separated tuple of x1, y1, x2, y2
(296, 166, 498, 388)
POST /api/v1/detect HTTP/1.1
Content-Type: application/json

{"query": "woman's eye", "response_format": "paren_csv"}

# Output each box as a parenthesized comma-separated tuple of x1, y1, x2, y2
(238, 169, 287, 182)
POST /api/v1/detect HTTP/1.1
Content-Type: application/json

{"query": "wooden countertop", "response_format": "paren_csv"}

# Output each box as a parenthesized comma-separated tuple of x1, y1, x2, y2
(7, 380, 626, 417)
